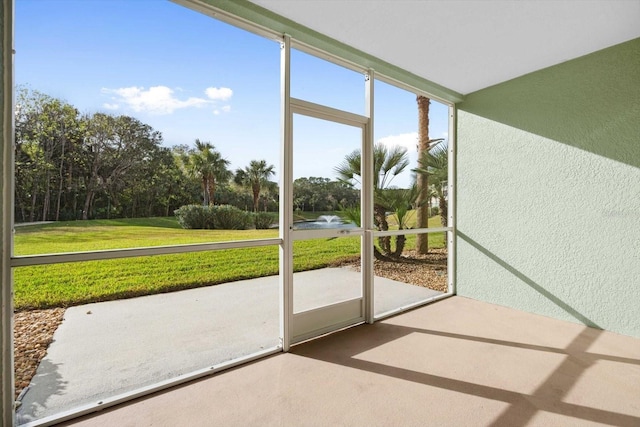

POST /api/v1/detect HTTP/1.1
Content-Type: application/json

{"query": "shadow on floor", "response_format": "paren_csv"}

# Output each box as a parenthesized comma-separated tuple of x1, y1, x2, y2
(293, 320, 640, 426)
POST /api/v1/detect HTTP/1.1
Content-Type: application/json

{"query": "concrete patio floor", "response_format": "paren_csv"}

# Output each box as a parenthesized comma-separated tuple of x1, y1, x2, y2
(57, 296, 640, 427)
(17, 267, 442, 424)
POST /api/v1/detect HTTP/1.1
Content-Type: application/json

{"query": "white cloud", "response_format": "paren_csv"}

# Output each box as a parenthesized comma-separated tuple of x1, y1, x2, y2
(103, 103, 119, 110)
(212, 104, 232, 116)
(101, 86, 206, 114)
(101, 85, 229, 115)
(377, 132, 418, 153)
(205, 87, 233, 101)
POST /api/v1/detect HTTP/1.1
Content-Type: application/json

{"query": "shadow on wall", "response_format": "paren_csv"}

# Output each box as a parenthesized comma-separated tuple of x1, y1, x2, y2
(458, 38, 640, 169)
(457, 231, 601, 330)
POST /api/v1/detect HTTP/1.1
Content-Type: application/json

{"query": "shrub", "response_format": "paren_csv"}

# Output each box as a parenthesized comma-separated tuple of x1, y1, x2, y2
(174, 205, 215, 229)
(254, 212, 277, 229)
(430, 206, 440, 217)
(175, 204, 254, 230)
(212, 205, 253, 230)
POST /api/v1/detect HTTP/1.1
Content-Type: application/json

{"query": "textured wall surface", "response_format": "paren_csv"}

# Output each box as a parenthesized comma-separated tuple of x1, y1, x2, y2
(456, 38, 640, 337)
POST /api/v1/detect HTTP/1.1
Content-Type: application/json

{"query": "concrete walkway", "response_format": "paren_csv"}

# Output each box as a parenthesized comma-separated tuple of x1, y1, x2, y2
(17, 268, 442, 423)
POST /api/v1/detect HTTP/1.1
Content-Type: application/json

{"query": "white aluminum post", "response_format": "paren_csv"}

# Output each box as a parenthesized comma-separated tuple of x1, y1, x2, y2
(363, 70, 375, 323)
(279, 34, 293, 352)
(1, 0, 14, 425)
(447, 105, 456, 294)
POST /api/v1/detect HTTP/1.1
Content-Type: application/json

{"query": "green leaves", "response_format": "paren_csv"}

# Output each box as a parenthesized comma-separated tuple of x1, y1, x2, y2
(183, 139, 232, 206)
(234, 159, 276, 212)
(334, 143, 409, 190)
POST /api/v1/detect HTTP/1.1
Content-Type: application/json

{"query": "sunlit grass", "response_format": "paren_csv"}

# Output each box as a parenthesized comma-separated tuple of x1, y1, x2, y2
(15, 247, 280, 309)
(13, 216, 446, 310)
(14, 217, 277, 255)
(386, 210, 447, 229)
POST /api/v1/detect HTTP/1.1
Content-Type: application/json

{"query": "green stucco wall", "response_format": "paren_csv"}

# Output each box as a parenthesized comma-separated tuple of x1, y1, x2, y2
(456, 38, 640, 337)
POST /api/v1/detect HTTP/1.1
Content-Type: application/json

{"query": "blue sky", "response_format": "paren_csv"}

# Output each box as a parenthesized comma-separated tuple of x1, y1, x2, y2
(16, 0, 449, 188)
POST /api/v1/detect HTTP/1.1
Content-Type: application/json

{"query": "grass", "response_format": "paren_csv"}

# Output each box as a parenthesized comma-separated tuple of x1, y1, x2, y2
(386, 209, 447, 229)
(14, 217, 278, 255)
(13, 216, 445, 310)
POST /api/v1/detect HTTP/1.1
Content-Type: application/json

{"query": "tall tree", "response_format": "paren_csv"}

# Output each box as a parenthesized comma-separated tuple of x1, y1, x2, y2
(105, 115, 163, 213)
(416, 95, 431, 254)
(185, 140, 231, 206)
(79, 114, 163, 219)
(415, 95, 445, 254)
(81, 113, 113, 219)
(259, 180, 279, 212)
(15, 88, 82, 221)
(234, 160, 276, 212)
(15, 87, 204, 221)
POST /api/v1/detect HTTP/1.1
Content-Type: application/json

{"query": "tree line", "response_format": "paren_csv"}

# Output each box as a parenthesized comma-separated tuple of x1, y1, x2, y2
(14, 87, 361, 223)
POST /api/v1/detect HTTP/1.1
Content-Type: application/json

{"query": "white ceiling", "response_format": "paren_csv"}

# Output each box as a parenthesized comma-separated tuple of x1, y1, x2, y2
(250, 0, 640, 95)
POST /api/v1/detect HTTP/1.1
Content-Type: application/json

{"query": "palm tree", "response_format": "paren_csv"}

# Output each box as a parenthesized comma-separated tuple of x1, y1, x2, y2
(378, 184, 419, 257)
(415, 96, 445, 253)
(185, 139, 231, 206)
(335, 143, 409, 257)
(259, 180, 279, 212)
(234, 159, 276, 212)
(415, 142, 448, 227)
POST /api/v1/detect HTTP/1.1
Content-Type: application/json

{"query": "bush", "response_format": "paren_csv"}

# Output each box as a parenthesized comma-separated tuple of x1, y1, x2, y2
(254, 212, 277, 229)
(175, 204, 253, 230)
(430, 206, 440, 217)
(213, 205, 253, 230)
(174, 205, 215, 229)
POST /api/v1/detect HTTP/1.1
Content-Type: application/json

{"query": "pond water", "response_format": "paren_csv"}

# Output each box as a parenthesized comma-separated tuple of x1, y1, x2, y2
(293, 215, 357, 230)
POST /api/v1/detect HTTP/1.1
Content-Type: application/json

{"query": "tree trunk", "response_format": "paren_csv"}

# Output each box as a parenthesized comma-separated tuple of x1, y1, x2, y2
(416, 95, 430, 254)
(252, 185, 260, 212)
(373, 246, 388, 261)
(42, 170, 51, 221)
(72, 192, 78, 219)
(89, 192, 96, 218)
(55, 135, 66, 221)
(83, 190, 92, 220)
(374, 204, 391, 255)
(439, 195, 448, 227)
(29, 186, 37, 222)
(201, 177, 208, 206)
(392, 234, 406, 258)
(209, 180, 216, 206)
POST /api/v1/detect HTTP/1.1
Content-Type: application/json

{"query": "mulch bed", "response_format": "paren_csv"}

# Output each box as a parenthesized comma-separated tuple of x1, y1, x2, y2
(331, 247, 449, 293)
(14, 308, 65, 399)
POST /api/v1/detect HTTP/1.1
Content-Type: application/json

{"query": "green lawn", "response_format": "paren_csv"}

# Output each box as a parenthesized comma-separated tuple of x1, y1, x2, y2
(386, 210, 447, 229)
(14, 217, 278, 255)
(14, 216, 445, 310)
